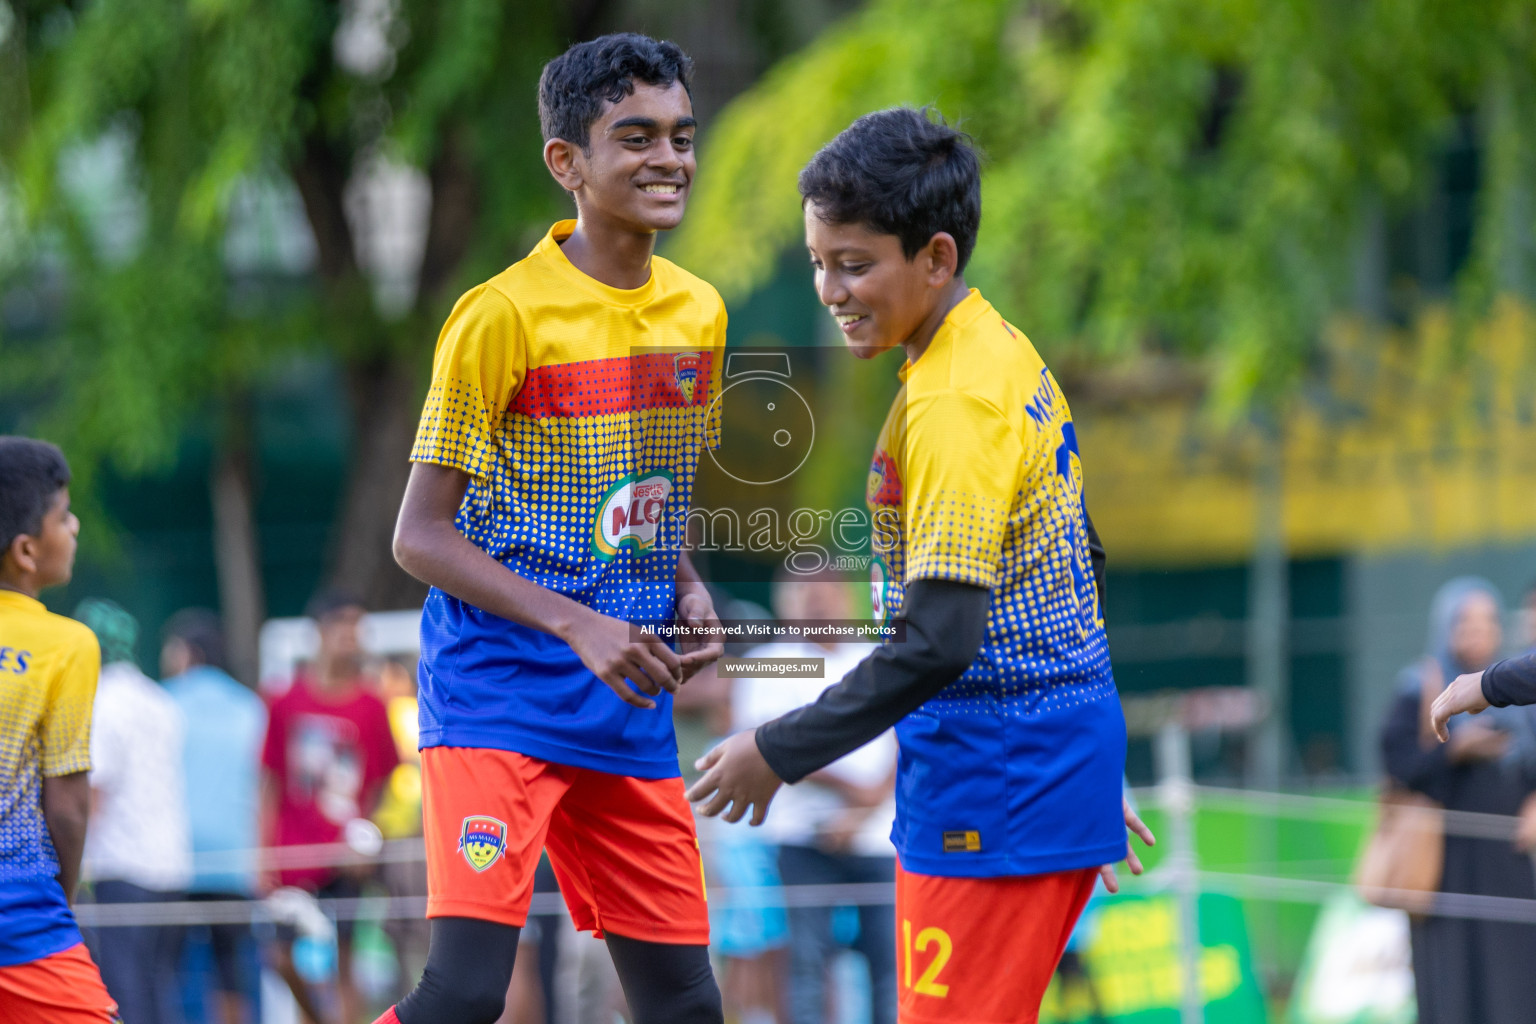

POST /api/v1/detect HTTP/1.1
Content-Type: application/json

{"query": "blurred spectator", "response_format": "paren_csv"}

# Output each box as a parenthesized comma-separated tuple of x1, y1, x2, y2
(1519, 580, 1536, 652)
(261, 592, 398, 1024)
(554, 928, 627, 1024)
(672, 585, 770, 785)
(77, 597, 193, 1024)
(679, 598, 784, 1024)
(162, 608, 266, 1024)
(371, 658, 423, 844)
(1379, 577, 1536, 1024)
(371, 657, 433, 1009)
(731, 573, 896, 1024)
(700, 804, 787, 1024)
(498, 857, 562, 1024)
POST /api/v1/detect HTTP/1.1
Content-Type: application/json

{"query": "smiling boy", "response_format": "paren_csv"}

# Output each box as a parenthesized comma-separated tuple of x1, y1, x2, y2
(377, 33, 726, 1024)
(0, 437, 119, 1023)
(689, 109, 1149, 1024)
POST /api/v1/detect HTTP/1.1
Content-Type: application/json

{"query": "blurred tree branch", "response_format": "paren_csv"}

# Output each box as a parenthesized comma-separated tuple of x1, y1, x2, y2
(0, 0, 850, 670)
(670, 0, 1536, 415)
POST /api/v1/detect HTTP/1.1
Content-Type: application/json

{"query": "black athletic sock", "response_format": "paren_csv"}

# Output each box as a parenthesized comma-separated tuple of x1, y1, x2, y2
(606, 932, 723, 1024)
(395, 917, 521, 1024)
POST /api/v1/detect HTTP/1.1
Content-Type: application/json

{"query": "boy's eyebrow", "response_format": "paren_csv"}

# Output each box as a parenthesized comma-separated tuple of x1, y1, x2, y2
(810, 244, 876, 259)
(607, 116, 698, 134)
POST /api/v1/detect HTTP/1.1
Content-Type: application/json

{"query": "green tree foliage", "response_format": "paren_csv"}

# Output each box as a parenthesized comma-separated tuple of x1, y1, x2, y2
(0, 0, 852, 671)
(1, 0, 571, 604)
(672, 0, 1536, 410)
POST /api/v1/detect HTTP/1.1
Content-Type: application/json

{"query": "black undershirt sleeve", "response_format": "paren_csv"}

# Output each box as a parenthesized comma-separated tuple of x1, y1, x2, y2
(754, 578, 990, 785)
(754, 500, 1110, 786)
(1084, 500, 1107, 612)
(1482, 653, 1536, 708)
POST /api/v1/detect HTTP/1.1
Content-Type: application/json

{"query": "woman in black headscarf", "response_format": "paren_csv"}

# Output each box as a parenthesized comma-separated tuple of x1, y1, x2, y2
(1380, 577, 1536, 1024)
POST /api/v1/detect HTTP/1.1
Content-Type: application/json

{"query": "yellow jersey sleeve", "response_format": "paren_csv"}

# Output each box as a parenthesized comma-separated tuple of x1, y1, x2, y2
(411, 284, 527, 480)
(40, 630, 99, 777)
(706, 303, 727, 449)
(903, 389, 1025, 590)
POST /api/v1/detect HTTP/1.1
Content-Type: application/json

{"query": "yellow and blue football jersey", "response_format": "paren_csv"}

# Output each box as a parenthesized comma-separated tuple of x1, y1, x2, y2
(868, 289, 1126, 877)
(410, 221, 725, 778)
(0, 589, 98, 965)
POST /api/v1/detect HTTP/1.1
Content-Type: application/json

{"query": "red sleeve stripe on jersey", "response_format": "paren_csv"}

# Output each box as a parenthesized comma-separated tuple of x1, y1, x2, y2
(511, 352, 714, 420)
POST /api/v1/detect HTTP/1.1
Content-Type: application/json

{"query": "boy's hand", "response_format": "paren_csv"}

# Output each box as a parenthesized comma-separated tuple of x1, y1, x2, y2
(676, 587, 725, 681)
(565, 608, 683, 710)
(1431, 671, 1490, 742)
(1098, 797, 1156, 894)
(687, 729, 783, 826)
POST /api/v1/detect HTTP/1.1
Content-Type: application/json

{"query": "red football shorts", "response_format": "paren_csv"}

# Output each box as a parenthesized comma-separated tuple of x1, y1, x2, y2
(0, 942, 120, 1023)
(420, 747, 709, 944)
(895, 862, 1097, 1024)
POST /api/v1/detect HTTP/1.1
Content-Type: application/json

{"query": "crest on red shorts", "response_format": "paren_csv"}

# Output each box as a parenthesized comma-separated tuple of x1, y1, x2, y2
(458, 815, 507, 872)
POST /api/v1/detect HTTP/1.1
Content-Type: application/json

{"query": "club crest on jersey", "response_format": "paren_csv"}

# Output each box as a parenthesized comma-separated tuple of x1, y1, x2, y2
(674, 352, 703, 404)
(458, 815, 506, 872)
(866, 449, 902, 506)
(593, 471, 674, 561)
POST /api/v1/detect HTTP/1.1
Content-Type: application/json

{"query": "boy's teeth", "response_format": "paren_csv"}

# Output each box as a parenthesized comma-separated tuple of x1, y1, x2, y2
(641, 184, 680, 193)
(836, 314, 863, 325)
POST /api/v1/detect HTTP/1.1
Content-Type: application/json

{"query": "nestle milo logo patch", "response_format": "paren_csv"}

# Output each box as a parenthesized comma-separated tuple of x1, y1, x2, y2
(593, 471, 674, 561)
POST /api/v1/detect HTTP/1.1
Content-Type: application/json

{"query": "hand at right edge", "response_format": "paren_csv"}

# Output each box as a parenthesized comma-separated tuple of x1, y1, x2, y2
(563, 606, 683, 710)
(1431, 671, 1491, 742)
(1098, 796, 1157, 894)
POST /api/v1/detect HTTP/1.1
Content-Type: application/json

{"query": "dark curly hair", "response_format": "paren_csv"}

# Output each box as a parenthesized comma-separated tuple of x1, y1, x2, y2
(538, 33, 694, 149)
(0, 436, 71, 556)
(799, 107, 982, 272)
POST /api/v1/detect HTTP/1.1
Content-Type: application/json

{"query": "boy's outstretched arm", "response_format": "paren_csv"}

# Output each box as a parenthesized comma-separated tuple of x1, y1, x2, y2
(394, 462, 683, 709)
(42, 771, 90, 904)
(687, 578, 988, 824)
(689, 500, 1112, 825)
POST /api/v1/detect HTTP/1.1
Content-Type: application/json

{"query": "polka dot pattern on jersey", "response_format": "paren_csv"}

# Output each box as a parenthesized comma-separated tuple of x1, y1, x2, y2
(413, 352, 716, 623)
(0, 597, 96, 885)
(868, 382, 1115, 721)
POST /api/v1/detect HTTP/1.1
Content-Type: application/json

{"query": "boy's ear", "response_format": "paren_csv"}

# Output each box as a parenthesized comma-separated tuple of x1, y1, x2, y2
(4, 534, 37, 576)
(543, 138, 585, 194)
(925, 232, 960, 287)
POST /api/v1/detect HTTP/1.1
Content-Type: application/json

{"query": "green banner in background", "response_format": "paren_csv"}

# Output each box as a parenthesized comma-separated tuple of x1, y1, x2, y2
(1043, 893, 1269, 1023)
(1284, 892, 1414, 1024)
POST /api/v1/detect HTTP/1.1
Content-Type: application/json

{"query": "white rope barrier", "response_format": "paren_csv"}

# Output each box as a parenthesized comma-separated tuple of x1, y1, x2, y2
(1173, 785, 1521, 841)
(73, 871, 1536, 929)
(73, 786, 1536, 928)
(169, 837, 428, 872)
(116, 785, 1508, 878)
(74, 883, 901, 928)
